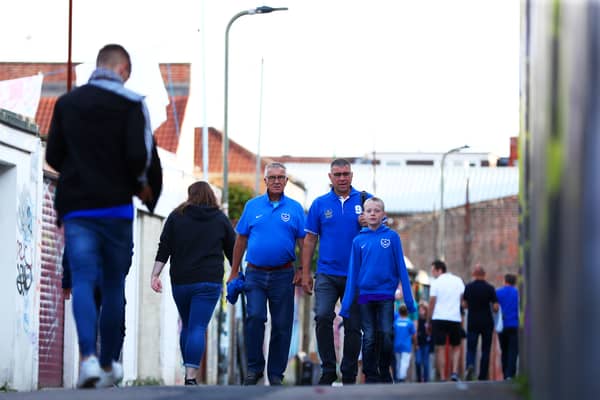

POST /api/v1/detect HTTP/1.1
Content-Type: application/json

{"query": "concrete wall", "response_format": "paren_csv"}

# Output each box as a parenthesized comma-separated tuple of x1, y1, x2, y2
(0, 111, 44, 390)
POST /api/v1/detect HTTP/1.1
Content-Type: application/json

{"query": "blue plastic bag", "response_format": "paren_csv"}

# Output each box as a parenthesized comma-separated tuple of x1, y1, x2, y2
(226, 271, 245, 304)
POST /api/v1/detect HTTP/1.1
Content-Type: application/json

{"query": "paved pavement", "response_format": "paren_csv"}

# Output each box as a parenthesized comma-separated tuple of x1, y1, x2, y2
(0, 381, 521, 400)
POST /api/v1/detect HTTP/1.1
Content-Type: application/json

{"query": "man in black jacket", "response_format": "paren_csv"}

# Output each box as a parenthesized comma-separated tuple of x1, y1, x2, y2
(46, 44, 158, 389)
(462, 264, 499, 381)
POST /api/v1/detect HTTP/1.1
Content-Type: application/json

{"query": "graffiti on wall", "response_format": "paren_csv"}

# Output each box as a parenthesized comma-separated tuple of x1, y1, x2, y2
(16, 187, 34, 296)
(16, 186, 38, 348)
(16, 240, 33, 295)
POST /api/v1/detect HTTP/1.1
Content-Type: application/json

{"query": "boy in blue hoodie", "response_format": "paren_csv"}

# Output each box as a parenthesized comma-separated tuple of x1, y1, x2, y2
(340, 197, 416, 383)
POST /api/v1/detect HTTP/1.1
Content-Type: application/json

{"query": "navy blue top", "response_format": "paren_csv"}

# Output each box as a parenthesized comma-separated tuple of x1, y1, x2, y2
(463, 279, 498, 330)
(305, 187, 370, 276)
(496, 285, 519, 328)
(340, 224, 415, 317)
(155, 205, 235, 285)
(46, 83, 148, 220)
(236, 193, 305, 267)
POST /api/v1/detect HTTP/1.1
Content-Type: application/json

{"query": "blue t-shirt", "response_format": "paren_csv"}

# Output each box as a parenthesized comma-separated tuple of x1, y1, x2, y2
(496, 285, 519, 328)
(236, 193, 305, 267)
(394, 315, 415, 353)
(305, 187, 369, 276)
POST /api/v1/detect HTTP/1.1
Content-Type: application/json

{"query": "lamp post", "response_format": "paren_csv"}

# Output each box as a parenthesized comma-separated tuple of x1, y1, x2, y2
(222, 6, 288, 385)
(223, 5, 288, 215)
(438, 145, 469, 260)
(255, 57, 264, 195)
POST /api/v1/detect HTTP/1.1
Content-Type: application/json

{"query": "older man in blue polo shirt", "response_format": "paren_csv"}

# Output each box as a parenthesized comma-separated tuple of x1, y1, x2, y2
(228, 162, 305, 386)
(301, 158, 371, 385)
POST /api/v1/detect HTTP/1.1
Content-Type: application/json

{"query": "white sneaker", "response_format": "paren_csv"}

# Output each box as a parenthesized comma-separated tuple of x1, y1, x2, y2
(77, 356, 101, 388)
(96, 361, 124, 388)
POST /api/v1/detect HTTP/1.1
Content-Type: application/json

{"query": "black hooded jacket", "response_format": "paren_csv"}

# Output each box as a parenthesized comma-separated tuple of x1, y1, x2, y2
(46, 84, 149, 220)
(155, 205, 235, 285)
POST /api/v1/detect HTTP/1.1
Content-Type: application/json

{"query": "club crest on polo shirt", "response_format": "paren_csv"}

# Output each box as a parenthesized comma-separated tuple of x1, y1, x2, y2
(355, 205, 362, 214)
(380, 238, 391, 248)
(324, 209, 333, 219)
(281, 213, 291, 222)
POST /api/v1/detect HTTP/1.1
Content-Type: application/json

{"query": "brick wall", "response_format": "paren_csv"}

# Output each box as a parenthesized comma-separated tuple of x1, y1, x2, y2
(391, 195, 519, 286)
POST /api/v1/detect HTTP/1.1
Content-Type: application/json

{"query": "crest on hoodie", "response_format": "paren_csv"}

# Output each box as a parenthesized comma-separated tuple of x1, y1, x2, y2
(380, 238, 391, 248)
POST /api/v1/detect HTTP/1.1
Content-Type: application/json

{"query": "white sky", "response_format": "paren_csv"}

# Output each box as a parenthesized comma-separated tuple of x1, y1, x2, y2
(1, 0, 519, 158)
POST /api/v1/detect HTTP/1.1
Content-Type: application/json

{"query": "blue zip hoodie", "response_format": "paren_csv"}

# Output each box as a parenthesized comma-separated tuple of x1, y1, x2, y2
(340, 224, 416, 317)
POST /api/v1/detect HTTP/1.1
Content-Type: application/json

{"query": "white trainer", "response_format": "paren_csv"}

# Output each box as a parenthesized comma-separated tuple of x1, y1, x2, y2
(96, 361, 124, 388)
(77, 356, 101, 388)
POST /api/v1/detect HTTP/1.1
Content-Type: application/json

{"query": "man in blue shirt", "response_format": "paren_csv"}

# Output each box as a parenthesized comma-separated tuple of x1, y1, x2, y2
(301, 159, 370, 385)
(496, 273, 519, 379)
(228, 162, 305, 386)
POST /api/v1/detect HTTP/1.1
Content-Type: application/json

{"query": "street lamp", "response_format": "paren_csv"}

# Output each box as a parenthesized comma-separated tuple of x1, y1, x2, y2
(223, 5, 288, 215)
(438, 145, 469, 260)
(222, 5, 288, 385)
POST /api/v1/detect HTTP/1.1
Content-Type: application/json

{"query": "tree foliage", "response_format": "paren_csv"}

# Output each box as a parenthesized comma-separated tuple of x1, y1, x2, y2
(228, 183, 254, 224)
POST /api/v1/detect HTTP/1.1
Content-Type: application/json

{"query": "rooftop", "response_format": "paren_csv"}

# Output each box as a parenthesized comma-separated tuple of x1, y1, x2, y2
(281, 162, 519, 213)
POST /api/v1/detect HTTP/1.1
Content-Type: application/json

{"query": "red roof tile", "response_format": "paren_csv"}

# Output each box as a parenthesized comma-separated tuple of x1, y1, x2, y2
(194, 127, 268, 174)
(34, 95, 189, 151)
(35, 97, 57, 136)
(0, 63, 76, 83)
(154, 96, 188, 153)
(158, 64, 190, 84)
(1, 63, 190, 83)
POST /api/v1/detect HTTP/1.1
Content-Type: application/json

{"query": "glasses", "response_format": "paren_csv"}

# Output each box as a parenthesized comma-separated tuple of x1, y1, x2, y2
(332, 172, 351, 178)
(266, 175, 287, 182)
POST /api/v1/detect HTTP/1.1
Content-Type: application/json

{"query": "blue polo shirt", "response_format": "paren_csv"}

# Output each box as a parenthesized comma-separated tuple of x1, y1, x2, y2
(496, 285, 519, 328)
(305, 187, 370, 276)
(394, 315, 416, 353)
(236, 193, 305, 267)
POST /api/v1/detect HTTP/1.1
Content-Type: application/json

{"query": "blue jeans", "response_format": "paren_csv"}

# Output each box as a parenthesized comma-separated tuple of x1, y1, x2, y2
(359, 300, 395, 383)
(466, 327, 493, 380)
(499, 327, 519, 378)
(244, 268, 294, 380)
(314, 273, 361, 380)
(64, 218, 132, 368)
(415, 343, 430, 382)
(172, 282, 222, 368)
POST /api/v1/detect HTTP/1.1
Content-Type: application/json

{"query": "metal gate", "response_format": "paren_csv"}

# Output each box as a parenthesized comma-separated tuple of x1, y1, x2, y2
(37, 176, 65, 387)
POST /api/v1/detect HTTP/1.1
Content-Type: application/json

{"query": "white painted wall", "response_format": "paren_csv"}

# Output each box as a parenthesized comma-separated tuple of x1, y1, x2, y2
(0, 116, 44, 391)
(62, 296, 78, 388)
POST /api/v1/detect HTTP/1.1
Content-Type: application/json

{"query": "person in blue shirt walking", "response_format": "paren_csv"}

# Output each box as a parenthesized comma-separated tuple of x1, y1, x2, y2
(301, 158, 370, 385)
(227, 162, 305, 386)
(496, 273, 519, 379)
(393, 304, 416, 382)
(340, 197, 416, 384)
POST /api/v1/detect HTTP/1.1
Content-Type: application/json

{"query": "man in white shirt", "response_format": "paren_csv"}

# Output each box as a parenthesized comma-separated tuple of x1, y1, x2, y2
(426, 260, 465, 382)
